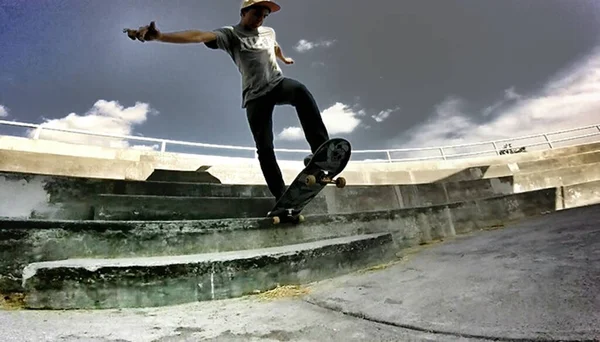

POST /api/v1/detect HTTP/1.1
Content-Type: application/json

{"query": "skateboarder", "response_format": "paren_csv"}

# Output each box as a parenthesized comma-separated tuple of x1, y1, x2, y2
(124, 0, 331, 201)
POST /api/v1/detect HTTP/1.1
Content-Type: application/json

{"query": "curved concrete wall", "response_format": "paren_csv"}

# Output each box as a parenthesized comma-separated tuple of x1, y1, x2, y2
(2, 137, 600, 186)
(2, 134, 600, 176)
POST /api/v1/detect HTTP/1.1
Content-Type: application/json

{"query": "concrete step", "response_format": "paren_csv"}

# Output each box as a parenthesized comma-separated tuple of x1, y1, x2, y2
(2, 185, 576, 293)
(513, 161, 600, 192)
(91, 194, 283, 221)
(21, 233, 396, 309)
(3, 161, 599, 221)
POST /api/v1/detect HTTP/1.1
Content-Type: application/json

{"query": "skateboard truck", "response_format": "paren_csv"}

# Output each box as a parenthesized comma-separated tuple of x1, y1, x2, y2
(305, 174, 347, 188)
(271, 209, 305, 225)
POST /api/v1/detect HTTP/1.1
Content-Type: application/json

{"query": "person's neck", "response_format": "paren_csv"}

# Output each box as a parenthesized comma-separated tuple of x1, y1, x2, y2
(238, 21, 257, 31)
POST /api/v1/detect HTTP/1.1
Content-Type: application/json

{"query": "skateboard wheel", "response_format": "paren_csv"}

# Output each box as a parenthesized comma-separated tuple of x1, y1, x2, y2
(335, 177, 347, 188)
(272, 216, 281, 225)
(297, 214, 305, 223)
(305, 175, 317, 186)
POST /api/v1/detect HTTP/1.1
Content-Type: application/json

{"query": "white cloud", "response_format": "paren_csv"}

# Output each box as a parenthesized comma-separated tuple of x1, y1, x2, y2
(372, 106, 400, 123)
(277, 102, 363, 141)
(28, 99, 159, 150)
(0, 104, 8, 118)
(392, 45, 600, 154)
(294, 39, 336, 53)
(278, 127, 304, 141)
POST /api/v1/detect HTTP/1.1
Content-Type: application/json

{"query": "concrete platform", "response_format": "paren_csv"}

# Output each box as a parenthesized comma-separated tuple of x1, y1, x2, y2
(2, 205, 598, 341)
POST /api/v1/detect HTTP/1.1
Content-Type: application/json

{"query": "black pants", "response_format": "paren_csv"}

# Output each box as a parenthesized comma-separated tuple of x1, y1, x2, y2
(246, 77, 330, 200)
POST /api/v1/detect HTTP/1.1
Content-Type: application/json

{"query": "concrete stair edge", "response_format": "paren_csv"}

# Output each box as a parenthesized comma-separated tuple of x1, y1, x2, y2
(21, 233, 396, 310)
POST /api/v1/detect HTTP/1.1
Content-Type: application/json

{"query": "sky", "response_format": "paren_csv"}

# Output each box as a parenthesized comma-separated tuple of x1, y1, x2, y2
(1, 0, 600, 161)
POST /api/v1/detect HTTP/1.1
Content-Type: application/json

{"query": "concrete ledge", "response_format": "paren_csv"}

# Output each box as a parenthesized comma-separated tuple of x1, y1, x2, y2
(21, 233, 396, 309)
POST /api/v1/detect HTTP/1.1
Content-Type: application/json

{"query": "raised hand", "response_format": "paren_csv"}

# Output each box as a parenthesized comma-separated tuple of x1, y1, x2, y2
(123, 21, 160, 42)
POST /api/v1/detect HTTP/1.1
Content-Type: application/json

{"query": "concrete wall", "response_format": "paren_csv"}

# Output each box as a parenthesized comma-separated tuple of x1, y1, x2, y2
(2, 143, 600, 186)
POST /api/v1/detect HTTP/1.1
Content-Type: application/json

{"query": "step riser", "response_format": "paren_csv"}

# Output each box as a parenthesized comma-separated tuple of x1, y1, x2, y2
(22, 234, 396, 309)
(92, 196, 286, 221)
(2, 186, 578, 293)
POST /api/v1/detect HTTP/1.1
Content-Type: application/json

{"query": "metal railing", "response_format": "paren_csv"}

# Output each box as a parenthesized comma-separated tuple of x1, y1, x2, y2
(1, 119, 599, 163)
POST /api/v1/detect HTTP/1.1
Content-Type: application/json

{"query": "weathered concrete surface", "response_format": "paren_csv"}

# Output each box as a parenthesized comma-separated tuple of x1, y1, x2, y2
(21, 233, 396, 309)
(0, 187, 560, 293)
(2, 205, 599, 341)
(563, 180, 600, 208)
(305, 204, 600, 341)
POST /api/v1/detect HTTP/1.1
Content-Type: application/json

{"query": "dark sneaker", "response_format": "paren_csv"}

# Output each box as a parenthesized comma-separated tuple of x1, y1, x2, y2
(303, 154, 314, 167)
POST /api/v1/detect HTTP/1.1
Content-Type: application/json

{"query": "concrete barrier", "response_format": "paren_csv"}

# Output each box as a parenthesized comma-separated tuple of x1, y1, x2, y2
(2, 135, 600, 182)
(2, 143, 599, 186)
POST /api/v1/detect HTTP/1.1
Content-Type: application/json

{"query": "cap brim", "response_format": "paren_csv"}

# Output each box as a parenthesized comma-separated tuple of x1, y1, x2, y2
(263, 2, 281, 12)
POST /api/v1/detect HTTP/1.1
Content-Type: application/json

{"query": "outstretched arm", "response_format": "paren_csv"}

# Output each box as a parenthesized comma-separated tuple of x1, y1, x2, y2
(275, 45, 294, 65)
(158, 30, 217, 44)
(123, 21, 216, 44)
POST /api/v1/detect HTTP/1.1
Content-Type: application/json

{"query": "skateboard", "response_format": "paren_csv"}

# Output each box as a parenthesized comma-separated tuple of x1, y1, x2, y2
(267, 138, 352, 224)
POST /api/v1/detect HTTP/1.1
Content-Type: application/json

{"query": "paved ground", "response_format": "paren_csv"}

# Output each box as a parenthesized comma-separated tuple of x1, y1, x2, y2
(2, 205, 599, 342)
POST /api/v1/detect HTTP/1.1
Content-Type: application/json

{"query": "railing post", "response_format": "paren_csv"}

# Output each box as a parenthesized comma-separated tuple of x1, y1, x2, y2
(386, 151, 392, 163)
(160, 141, 166, 152)
(543, 134, 554, 149)
(33, 125, 42, 139)
(439, 147, 447, 160)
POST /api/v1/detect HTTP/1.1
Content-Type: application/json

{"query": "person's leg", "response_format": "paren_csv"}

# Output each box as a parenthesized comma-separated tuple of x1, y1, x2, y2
(273, 78, 330, 153)
(245, 95, 286, 200)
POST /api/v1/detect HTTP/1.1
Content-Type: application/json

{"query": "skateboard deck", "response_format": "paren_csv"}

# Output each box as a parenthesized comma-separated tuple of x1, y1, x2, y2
(267, 138, 352, 224)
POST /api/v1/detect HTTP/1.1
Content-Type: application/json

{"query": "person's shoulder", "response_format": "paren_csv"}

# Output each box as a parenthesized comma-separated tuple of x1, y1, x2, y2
(216, 25, 235, 32)
(259, 26, 276, 34)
